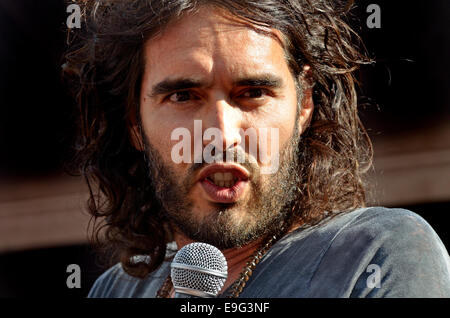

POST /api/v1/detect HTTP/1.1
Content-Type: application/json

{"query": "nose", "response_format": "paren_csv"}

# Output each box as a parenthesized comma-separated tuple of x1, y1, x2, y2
(202, 98, 242, 152)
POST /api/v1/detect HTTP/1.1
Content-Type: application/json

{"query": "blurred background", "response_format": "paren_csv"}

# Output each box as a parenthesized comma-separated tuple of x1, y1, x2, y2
(0, 0, 449, 297)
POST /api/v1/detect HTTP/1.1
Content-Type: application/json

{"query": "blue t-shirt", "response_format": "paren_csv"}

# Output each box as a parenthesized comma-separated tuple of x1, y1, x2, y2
(88, 207, 450, 297)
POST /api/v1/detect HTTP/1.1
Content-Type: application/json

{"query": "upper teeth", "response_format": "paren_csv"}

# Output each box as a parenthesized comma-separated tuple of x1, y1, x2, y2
(209, 172, 237, 188)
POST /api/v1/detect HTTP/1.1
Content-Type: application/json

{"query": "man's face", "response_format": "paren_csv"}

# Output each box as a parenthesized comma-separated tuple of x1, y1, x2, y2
(138, 7, 313, 248)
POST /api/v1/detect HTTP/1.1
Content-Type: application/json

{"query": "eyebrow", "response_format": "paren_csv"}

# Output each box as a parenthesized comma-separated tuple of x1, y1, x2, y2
(149, 78, 208, 98)
(234, 74, 284, 89)
(148, 73, 284, 98)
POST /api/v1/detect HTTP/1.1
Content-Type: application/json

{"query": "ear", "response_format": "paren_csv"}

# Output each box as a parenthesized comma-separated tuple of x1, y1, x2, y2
(127, 108, 145, 152)
(297, 65, 314, 135)
(129, 124, 145, 151)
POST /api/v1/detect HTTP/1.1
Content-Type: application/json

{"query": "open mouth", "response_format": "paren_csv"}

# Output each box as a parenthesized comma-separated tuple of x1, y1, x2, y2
(205, 172, 240, 188)
(198, 165, 250, 203)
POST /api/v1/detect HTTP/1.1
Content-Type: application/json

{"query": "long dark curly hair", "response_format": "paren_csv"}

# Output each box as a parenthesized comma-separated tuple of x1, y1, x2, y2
(63, 0, 373, 278)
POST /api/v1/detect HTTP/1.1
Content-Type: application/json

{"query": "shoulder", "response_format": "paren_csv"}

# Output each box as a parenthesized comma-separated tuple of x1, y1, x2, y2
(87, 261, 170, 298)
(333, 206, 449, 265)
(345, 206, 435, 234)
(337, 206, 449, 257)
(335, 207, 450, 297)
(290, 206, 439, 251)
(87, 263, 137, 298)
(88, 243, 176, 298)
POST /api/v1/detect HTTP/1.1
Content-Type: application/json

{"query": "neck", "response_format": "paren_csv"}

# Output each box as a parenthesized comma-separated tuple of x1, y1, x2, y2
(173, 233, 263, 293)
(172, 221, 303, 296)
(220, 238, 265, 293)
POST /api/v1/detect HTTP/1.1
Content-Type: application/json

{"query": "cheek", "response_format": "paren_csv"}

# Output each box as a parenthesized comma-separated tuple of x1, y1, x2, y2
(275, 95, 299, 150)
(240, 109, 295, 172)
(140, 109, 185, 169)
(146, 127, 170, 158)
(141, 112, 201, 180)
(276, 109, 297, 148)
(247, 103, 297, 153)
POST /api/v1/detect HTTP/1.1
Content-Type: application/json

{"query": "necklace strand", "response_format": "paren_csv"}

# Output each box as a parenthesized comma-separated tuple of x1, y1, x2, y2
(225, 233, 279, 298)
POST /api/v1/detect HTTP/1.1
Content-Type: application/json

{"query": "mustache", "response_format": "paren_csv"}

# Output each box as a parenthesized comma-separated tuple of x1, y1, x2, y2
(187, 146, 260, 180)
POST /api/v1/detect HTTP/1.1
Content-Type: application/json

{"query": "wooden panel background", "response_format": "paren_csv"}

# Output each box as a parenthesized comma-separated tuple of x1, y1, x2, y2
(0, 121, 449, 253)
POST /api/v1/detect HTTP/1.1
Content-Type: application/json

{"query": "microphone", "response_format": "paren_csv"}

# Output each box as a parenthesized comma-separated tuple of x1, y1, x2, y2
(171, 242, 228, 298)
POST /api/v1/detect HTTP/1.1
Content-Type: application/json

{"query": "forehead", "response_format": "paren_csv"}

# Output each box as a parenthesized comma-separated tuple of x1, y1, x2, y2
(142, 7, 291, 83)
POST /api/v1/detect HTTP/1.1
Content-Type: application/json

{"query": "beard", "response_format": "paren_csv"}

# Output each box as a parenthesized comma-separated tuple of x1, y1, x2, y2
(142, 126, 301, 250)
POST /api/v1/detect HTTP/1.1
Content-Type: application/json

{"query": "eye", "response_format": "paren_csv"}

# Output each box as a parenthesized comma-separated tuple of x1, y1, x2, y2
(168, 91, 195, 103)
(241, 88, 268, 99)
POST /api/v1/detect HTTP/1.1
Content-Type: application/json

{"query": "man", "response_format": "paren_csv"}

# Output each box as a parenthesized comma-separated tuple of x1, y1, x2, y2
(64, 0, 450, 297)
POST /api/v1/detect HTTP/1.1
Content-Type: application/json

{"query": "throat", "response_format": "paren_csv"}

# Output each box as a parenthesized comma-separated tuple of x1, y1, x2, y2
(219, 238, 264, 293)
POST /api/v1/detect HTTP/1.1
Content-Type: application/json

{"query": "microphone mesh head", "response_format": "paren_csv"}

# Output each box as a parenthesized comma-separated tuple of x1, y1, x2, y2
(171, 242, 228, 296)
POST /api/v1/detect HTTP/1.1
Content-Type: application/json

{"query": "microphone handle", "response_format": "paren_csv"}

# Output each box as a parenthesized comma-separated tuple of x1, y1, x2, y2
(173, 287, 213, 298)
